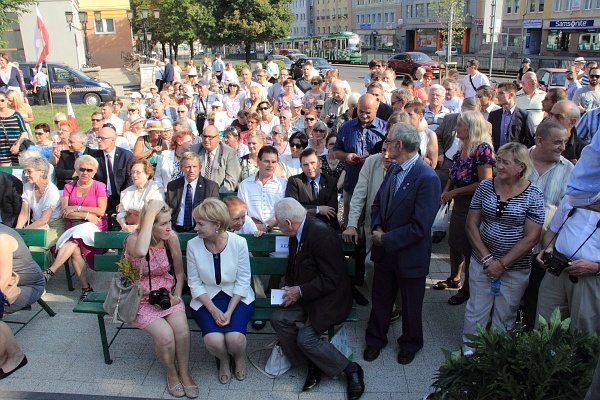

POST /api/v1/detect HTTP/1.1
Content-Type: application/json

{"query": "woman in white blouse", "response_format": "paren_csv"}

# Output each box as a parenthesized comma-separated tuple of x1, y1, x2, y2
(187, 199, 255, 384)
(15, 156, 65, 248)
(116, 159, 164, 232)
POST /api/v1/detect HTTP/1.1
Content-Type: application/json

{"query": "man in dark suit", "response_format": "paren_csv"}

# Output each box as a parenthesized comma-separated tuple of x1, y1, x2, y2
(166, 152, 219, 232)
(91, 125, 134, 230)
(488, 81, 535, 150)
(162, 58, 174, 89)
(0, 171, 22, 228)
(271, 198, 365, 400)
(55, 131, 90, 190)
(285, 148, 340, 231)
(364, 122, 441, 365)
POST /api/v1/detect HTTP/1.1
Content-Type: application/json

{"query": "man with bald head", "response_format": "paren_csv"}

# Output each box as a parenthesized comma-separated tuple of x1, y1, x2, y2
(321, 80, 349, 125)
(550, 100, 586, 164)
(516, 71, 547, 130)
(91, 125, 134, 230)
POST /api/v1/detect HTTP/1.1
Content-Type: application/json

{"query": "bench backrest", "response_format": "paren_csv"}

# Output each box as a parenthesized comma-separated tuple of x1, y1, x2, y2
(14, 229, 47, 269)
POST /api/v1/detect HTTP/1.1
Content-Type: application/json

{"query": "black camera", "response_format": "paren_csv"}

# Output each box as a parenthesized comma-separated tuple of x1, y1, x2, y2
(542, 251, 570, 277)
(148, 287, 171, 310)
(326, 113, 337, 128)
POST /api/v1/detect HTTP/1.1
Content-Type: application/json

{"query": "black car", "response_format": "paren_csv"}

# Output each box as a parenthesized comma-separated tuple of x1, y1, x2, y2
(291, 57, 336, 79)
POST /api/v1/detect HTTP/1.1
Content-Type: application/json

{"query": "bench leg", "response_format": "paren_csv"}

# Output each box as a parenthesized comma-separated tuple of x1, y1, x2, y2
(64, 261, 75, 291)
(37, 298, 56, 317)
(97, 315, 113, 364)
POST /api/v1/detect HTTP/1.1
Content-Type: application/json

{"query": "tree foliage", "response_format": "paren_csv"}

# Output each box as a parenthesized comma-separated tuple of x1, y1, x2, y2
(0, 0, 37, 47)
(434, 0, 467, 48)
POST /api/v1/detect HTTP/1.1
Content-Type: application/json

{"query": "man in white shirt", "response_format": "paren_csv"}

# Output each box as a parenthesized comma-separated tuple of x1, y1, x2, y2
(442, 79, 463, 113)
(256, 69, 273, 101)
(237, 146, 287, 233)
(462, 59, 490, 99)
(515, 71, 546, 130)
(239, 68, 261, 99)
(573, 67, 600, 113)
(101, 102, 124, 134)
(423, 85, 450, 131)
(265, 55, 280, 84)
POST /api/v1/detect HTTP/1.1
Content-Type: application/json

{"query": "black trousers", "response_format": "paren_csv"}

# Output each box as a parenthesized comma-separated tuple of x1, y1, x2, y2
(35, 86, 49, 105)
(522, 254, 546, 331)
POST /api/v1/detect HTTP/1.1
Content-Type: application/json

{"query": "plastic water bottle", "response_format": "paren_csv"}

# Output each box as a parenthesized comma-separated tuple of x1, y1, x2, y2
(490, 279, 501, 296)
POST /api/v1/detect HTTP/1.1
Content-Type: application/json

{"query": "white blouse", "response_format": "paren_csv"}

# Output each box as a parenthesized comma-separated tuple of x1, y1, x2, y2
(117, 181, 164, 220)
(21, 182, 62, 224)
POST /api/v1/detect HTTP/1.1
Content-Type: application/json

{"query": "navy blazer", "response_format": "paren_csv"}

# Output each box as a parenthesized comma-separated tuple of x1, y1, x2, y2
(285, 216, 352, 333)
(370, 158, 441, 278)
(488, 106, 535, 150)
(285, 173, 340, 231)
(165, 176, 219, 225)
(55, 148, 91, 190)
(91, 148, 134, 197)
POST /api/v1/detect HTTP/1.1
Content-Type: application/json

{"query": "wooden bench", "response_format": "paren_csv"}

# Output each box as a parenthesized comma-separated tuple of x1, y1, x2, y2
(74, 231, 357, 364)
(4, 229, 56, 334)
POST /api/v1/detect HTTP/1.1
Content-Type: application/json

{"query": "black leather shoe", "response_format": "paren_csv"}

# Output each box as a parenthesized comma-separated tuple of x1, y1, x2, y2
(352, 285, 369, 306)
(346, 363, 365, 400)
(302, 362, 322, 391)
(363, 346, 381, 361)
(252, 320, 267, 330)
(397, 349, 416, 365)
(390, 308, 402, 322)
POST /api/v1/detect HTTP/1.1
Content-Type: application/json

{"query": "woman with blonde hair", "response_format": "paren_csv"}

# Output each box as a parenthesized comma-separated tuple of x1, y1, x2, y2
(0, 91, 27, 165)
(187, 61, 198, 85)
(6, 90, 33, 136)
(434, 111, 496, 304)
(187, 198, 255, 383)
(240, 129, 267, 180)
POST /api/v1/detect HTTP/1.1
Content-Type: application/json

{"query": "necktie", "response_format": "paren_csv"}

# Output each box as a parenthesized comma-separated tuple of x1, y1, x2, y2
(183, 183, 193, 231)
(205, 152, 213, 180)
(106, 154, 117, 196)
(388, 165, 401, 207)
(500, 109, 512, 146)
(310, 180, 319, 206)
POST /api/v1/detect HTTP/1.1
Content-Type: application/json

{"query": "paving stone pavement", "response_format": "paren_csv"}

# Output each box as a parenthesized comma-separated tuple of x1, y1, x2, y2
(0, 238, 464, 400)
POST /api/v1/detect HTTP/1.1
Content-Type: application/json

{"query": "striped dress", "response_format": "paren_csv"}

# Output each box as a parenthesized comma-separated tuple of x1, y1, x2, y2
(0, 111, 26, 164)
(469, 178, 545, 270)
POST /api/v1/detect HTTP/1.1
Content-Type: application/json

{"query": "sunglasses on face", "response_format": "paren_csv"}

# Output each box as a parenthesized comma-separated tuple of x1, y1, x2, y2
(79, 167, 94, 173)
(311, 82, 319, 85)
(91, 118, 103, 122)
(305, 118, 315, 121)
(590, 74, 600, 78)
(259, 107, 269, 111)
(290, 143, 303, 148)
(313, 129, 326, 133)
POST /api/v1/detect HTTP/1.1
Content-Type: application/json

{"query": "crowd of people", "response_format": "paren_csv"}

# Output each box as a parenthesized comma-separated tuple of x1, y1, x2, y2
(1, 54, 599, 399)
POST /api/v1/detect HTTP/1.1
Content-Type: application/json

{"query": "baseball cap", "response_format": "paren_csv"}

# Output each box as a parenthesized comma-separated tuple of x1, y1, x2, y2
(129, 92, 142, 99)
(212, 101, 223, 108)
(196, 79, 209, 86)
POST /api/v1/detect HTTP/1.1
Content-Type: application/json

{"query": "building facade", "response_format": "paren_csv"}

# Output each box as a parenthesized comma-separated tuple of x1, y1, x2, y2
(315, 0, 351, 36)
(353, 0, 400, 49)
(290, 0, 312, 37)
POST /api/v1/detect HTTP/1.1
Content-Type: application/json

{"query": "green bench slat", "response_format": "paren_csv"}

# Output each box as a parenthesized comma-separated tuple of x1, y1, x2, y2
(219, 192, 237, 200)
(93, 232, 199, 251)
(73, 301, 106, 315)
(31, 252, 47, 269)
(14, 229, 47, 247)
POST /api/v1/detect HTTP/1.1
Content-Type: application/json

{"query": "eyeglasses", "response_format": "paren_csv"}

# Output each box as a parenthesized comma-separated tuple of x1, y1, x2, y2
(305, 118, 315, 121)
(315, 106, 323, 109)
(79, 167, 94, 173)
(311, 82, 320, 85)
(290, 143, 303, 148)
(177, 110, 187, 113)
(327, 142, 335, 146)
(53, 120, 60, 124)
(374, 64, 383, 68)
(247, 120, 259, 124)
(201, 134, 218, 140)
(130, 170, 145, 175)
(96, 136, 114, 141)
(128, 109, 136, 112)
(259, 107, 269, 111)
(91, 118, 103, 122)
(313, 129, 326, 133)
(207, 119, 215, 122)
(391, 100, 401, 106)
(35, 131, 46, 135)
(590, 74, 600, 78)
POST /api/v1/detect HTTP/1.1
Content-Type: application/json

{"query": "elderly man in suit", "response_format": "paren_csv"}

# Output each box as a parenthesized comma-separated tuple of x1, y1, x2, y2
(191, 125, 240, 192)
(364, 122, 441, 365)
(166, 152, 219, 232)
(488, 81, 535, 150)
(91, 125, 134, 230)
(271, 198, 365, 400)
(285, 148, 340, 231)
(55, 131, 90, 190)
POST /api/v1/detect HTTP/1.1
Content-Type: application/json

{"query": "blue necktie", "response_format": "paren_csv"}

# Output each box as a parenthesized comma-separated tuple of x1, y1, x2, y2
(500, 109, 512, 146)
(388, 165, 401, 206)
(310, 180, 319, 206)
(183, 183, 193, 231)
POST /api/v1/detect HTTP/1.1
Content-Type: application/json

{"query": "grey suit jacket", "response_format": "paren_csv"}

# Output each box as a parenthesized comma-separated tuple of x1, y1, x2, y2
(435, 112, 459, 158)
(192, 142, 241, 192)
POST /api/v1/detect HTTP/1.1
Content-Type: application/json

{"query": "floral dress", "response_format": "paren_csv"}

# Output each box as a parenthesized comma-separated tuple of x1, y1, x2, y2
(124, 237, 184, 329)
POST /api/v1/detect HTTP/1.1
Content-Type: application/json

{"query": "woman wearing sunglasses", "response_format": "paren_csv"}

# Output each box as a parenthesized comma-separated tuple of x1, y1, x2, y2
(279, 131, 308, 179)
(258, 101, 280, 140)
(43, 155, 108, 302)
(307, 120, 328, 156)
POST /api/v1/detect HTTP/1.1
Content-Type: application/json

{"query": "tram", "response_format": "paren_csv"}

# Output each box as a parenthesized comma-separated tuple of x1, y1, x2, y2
(274, 32, 361, 63)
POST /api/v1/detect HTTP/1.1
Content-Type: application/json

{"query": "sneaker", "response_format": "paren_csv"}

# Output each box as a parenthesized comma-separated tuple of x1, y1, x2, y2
(42, 269, 54, 283)
(79, 286, 94, 302)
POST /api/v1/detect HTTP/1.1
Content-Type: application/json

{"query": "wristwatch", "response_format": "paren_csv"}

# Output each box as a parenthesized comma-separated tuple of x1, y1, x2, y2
(264, 223, 272, 233)
(595, 262, 600, 277)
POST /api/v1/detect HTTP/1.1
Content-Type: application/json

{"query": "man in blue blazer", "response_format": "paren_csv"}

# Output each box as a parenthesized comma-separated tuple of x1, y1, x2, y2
(364, 122, 441, 365)
(488, 81, 535, 150)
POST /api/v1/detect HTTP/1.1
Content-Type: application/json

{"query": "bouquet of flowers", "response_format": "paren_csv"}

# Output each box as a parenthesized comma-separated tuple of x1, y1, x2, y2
(117, 258, 140, 287)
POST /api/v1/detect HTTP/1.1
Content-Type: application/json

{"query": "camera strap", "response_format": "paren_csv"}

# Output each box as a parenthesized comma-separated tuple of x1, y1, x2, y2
(145, 243, 176, 295)
(544, 208, 600, 261)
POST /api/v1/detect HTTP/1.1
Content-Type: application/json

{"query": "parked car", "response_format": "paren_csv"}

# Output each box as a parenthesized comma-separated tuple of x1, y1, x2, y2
(18, 62, 116, 106)
(288, 53, 308, 62)
(270, 55, 293, 71)
(536, 68, 567, 91)
(279, 49, 301, 57)
(387, 52, 442, 78)
(291, 57, 336, 79)
(435, 46, 458, 57)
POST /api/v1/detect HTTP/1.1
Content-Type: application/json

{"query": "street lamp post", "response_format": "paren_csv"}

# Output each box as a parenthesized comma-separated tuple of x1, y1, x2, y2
(65, 10, 101, 67)
(126, 8, 160, 60)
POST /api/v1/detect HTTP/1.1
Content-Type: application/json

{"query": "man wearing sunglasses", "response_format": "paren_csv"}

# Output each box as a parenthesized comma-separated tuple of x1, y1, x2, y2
(85, 112, 104, 150)
(573, 67, 600, 114)
(55, 131, 91, 190)
(90, 125, 134, 230)
(176, 105, 198, 136)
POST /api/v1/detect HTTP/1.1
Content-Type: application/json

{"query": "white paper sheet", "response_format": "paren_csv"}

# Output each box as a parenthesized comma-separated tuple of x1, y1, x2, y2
(270, 289, 286, 305)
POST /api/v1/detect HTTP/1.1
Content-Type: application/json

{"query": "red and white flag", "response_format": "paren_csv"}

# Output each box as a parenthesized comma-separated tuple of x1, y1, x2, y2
(66, 89, 78, 129)
(33, 5, 50, 68)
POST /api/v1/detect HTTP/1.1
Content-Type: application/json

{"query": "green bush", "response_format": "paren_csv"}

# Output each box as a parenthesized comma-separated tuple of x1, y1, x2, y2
(430, 309, 600, 400)
(234, 62, 250, 77)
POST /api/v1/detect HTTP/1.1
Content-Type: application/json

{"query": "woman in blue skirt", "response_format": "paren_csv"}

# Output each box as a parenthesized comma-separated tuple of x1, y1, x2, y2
(187, 198, 255, 384)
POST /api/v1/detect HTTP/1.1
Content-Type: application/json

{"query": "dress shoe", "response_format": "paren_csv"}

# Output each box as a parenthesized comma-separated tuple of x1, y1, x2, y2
(252, 320, 267, 330)
(390, 308, 402, 322)
(363, 346, 381, 361)
(431, 231, 446, 243)
(0, 355, 27, 380)
(397, 349, 416, 365)
(345, 363, 365, 400)
(352, 285, 369, 306)
(302, 362, 322, 391)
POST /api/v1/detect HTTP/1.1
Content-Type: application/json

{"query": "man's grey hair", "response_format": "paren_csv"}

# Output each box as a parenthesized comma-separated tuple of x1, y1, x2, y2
(390, 122, 421, 153)
(429, 84, 446, 97)
(348, 92, 361, 106)
(557, 100, 581, 122)
(461, 97, 480, 111)
(535, 119, 567, 141)
(70, 130, 88, 143)
(180, 151, 201, 165)
(274, 198, 307, 223)
(173, 118, 192, 134)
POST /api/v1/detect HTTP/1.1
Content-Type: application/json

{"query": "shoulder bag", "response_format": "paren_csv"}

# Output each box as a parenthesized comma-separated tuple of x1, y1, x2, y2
(4, 272, 21, 305)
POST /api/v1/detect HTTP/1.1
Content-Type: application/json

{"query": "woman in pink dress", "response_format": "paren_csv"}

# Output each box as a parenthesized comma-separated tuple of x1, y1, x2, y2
(43, 155, 107, 300)
(123, 200, 198, 398)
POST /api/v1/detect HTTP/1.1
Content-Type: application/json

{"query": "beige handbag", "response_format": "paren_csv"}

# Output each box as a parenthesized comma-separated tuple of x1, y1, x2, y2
(5, 272, 21, 305)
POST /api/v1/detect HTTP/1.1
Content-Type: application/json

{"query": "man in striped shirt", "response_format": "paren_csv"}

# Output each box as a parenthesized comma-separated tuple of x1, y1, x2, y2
(575, 105, 600, 144)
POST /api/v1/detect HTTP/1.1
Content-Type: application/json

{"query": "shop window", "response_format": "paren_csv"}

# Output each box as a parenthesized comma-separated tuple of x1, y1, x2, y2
(554, 0, 562, 11)
(578, 30, 599, 50)
(547, 30, 570, 50)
